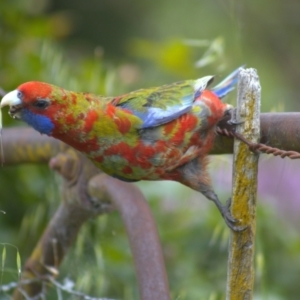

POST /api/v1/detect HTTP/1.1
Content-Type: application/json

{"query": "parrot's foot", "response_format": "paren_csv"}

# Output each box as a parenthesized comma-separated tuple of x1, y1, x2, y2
(227, 119, 244, 126)
(204, 191, 246, 232)
(216, 108, 243, 137)
(219, 198, 247, 232)
(227, 107, 244, 126)
(217, 108, 259, 154)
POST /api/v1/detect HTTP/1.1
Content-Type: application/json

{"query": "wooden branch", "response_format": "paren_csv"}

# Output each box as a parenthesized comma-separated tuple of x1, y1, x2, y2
(226, 68, 261, 299)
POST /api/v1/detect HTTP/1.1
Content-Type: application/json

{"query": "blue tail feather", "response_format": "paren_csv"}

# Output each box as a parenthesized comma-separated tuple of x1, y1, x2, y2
(212, 66, 243, 99)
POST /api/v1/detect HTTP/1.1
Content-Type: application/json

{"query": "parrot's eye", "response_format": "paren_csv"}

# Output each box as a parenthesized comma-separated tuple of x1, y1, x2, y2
(17, 91, 23, 99)
(33, 99, 50, 109)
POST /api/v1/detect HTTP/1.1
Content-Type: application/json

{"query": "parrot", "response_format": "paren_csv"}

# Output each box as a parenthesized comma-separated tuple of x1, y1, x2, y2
(1, 67, 242, 230)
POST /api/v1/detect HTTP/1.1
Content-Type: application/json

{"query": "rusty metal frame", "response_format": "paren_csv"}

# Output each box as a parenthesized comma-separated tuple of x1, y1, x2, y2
(1, 112, 300, 299)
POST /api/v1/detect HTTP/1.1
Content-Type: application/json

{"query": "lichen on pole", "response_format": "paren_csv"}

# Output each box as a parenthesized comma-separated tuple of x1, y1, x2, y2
(226, 68, 261, 300)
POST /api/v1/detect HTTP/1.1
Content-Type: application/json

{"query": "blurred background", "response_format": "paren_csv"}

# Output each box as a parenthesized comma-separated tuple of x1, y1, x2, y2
(1, 0, 300, 299)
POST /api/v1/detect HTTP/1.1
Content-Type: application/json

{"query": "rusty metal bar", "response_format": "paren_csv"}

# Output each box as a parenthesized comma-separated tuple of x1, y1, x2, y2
(10, 149, 170, 299)
(88, 174, 171, 300)
(213, 112, 300, 154)
(11, 151, 109, 299)
(1, 127, 67, 164)
(2, 113, 300, 166)
(3, 111, 300, 299)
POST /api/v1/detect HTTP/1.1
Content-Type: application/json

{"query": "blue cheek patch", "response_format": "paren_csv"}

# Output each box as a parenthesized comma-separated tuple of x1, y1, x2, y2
(21, 109, 54, 135)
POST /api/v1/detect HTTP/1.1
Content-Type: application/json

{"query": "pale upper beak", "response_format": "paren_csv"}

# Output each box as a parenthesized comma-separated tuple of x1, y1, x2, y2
(1, 90, 22, 108)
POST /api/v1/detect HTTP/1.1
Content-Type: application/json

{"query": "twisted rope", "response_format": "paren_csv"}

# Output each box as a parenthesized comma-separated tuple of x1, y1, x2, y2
(216, 127, 300, 159)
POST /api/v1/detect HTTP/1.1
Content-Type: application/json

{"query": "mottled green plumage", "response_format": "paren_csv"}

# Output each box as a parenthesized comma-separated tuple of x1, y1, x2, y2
(114, 80, 195, 109)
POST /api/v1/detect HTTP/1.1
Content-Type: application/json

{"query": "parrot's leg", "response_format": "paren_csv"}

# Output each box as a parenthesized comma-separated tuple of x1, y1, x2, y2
(200, 191, 246, 231)
(179, 156, 246, 231)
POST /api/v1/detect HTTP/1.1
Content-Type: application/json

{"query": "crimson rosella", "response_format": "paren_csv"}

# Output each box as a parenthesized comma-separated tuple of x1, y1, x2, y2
(1, 67, 242, 230)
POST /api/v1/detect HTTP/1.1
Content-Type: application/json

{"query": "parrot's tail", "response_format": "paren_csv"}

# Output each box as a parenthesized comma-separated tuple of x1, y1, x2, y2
(212, 66, 243, 99)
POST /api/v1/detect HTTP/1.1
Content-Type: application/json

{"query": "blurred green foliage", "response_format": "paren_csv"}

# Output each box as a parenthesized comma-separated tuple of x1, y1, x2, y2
(1, 0, 300, 299)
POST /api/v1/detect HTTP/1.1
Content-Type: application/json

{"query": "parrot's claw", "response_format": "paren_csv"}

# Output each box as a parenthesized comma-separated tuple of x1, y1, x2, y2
(220, 198, 247, 232)
(204, 190, 247, 232)
(227, 107, 244, 126)
(227, 119, 244, 126)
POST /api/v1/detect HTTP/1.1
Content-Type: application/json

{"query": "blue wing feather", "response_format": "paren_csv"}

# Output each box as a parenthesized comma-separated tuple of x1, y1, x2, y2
(115, 77, 213, 128)
(136, 104, 192, 128)
(212, 67, 242, 98)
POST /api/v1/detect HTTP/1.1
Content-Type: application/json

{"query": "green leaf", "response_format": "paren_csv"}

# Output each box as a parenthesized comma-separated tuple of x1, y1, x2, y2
(16, 250, 21, 276)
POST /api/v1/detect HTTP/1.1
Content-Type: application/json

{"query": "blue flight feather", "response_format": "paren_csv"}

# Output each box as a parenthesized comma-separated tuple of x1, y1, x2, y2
(212, 67, 242, 99)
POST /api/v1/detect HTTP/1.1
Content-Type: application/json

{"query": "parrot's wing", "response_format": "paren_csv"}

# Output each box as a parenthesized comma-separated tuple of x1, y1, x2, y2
(112, 76, 214, 128)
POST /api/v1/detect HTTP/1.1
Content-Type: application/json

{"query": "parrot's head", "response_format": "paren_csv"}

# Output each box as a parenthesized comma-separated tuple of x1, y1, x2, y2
(1, 82, 68, 135)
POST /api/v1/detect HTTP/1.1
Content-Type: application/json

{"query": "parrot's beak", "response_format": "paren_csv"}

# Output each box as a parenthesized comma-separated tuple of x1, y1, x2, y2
(1, 90, 23, 119)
